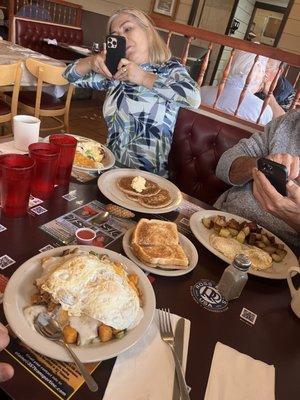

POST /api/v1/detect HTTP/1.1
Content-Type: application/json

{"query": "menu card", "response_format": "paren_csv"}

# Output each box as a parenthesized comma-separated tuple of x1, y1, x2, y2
(40, 200, 135, 246)
(5, 329, 99, 400)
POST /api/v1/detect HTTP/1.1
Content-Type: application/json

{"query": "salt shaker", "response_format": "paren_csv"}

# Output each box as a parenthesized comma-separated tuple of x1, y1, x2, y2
(217, 254, 251, 300)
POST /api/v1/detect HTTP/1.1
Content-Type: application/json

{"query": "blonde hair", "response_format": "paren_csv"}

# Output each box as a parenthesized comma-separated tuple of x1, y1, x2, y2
(107, 8, 171, 64)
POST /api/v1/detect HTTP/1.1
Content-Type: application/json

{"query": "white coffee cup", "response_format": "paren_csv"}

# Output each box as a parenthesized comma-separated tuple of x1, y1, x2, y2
(13, 115, 41, 151)
(287, 266, 300, 318)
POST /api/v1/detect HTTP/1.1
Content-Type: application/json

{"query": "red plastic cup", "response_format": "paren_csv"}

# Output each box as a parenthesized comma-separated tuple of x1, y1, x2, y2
(0, 154, 9, 207)
(49, 134, 77, 186)
(1, 154, 35, 217)
(29, 143, 60, 199)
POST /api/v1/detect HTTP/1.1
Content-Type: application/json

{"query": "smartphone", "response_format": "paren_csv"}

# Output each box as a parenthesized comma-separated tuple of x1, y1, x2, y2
(257, 157, 288, 196)
(105, 35, 126, 75)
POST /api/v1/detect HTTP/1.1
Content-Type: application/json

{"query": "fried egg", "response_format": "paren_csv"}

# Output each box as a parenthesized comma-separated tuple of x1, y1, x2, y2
(39, 251, 142, 330)
(210, 234, 272, 270)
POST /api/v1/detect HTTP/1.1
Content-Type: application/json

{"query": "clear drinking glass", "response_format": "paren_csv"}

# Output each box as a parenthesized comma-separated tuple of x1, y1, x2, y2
(91, 42, 100, 54)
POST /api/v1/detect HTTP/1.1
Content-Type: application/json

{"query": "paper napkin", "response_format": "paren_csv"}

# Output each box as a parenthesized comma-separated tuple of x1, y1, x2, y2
(103, 311, 190, 400)
(204, 342, 275, 400)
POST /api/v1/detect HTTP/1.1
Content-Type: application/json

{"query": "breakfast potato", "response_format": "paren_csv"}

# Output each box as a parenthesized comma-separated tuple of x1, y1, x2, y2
(63, 325, 78, 344)
(219, 228, 231, 238)
(202, 217, 213, 229)
(236, 231, 246, 244)
(201, 215, 287, 262)
(98, 324, 113, 342)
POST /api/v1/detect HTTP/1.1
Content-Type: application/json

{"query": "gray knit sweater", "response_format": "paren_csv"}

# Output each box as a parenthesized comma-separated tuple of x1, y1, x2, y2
(214, 109, 300, 247)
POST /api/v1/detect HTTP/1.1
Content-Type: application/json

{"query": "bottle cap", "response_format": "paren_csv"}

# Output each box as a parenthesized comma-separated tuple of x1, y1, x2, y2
(233, 254, 252, 271)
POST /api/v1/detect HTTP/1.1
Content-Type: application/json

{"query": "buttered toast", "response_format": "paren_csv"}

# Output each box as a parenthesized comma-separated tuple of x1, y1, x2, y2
(132, 218, 178, 246)
(131, 219, 188, 269)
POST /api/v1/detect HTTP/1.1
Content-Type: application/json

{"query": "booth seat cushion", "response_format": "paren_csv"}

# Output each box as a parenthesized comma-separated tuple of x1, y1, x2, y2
(168, 108, 252, 205)
(15, 18, 83, 60)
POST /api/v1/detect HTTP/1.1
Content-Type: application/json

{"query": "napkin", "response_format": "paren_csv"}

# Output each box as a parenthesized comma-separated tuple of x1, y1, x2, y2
(43, 38, 58, 45)
(204, 342, 275, 400)
(68, 45, 91, 55)
(103, 311, 190, 400)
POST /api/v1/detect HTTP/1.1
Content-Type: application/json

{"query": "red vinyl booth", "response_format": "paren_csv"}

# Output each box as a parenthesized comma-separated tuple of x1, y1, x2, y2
(168, 108, 253, 205)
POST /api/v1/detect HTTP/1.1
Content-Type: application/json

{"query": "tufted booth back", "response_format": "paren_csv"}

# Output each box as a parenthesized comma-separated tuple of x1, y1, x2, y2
(14, 17, 83, 61)
(168, 108, 252, 205)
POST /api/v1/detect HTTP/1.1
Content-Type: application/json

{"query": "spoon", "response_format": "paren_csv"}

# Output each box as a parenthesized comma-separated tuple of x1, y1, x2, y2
(95, 210, 109, 224)
(34, 313, 98, 392)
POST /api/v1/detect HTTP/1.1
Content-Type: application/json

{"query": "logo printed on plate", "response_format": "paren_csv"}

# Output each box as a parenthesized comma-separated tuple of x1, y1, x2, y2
(190, 279, 228, 312)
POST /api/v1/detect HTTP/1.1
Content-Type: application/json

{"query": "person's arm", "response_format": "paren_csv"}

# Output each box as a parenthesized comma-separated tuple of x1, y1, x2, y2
(262, 81, 285, 118)
(63, 52, 111, 90)
(0, 324, 14, 382)
(114, 58, 201, 108)
(267, 94, 285, 118)
(229, 156, 259, 184)
(150, 60, 201, 108)
(253, 168, 300, 232)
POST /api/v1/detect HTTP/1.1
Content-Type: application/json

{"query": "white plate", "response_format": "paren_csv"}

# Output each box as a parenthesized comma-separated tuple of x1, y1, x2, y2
(44, 134, 115, 173)
(3, 246, 156, 362)
(123, 226, 198, 277)
(190, 210, 298, 280)
(98, 169, 182, 214)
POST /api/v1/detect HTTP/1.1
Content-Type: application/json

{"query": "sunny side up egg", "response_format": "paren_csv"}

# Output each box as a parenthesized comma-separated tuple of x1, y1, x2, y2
(40, 252, 142, 330)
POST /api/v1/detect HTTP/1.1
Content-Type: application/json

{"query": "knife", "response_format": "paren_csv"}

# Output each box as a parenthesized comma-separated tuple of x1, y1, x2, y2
(172, 317, 185, 400)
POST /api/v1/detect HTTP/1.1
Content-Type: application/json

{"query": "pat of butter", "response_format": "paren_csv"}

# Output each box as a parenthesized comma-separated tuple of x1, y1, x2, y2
(131, 176, 146, 193)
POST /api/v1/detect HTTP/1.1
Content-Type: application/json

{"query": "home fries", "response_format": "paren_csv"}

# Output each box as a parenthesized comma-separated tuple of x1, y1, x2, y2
(202, 215, 287, 270)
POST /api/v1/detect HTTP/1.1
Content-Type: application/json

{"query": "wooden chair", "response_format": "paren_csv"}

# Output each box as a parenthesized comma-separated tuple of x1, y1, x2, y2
(0, 62, 22, 136)
(17, 58, 74, 132)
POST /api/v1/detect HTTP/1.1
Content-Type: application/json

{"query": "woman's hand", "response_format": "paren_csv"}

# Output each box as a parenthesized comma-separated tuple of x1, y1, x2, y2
(0, 324, 14, 382)
(252, 168, 300, 232)
(114, 58, 156, 88)
(75, 47, 112, 79)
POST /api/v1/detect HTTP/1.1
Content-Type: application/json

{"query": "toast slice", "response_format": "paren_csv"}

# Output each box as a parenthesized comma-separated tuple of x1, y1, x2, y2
(132, 219, 179, 246)
(117, 177, 160, 197)
(132, 243, 189, 269)
(131, 219, 189, 269)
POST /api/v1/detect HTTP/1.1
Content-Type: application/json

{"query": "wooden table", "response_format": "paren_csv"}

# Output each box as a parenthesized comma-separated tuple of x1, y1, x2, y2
(0, 178, 299, 400)
(0, 40, 65, 86)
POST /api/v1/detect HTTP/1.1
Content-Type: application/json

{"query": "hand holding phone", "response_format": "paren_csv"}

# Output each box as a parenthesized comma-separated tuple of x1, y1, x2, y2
(105, 35, 126, 75)
(257, 157, 288, 196)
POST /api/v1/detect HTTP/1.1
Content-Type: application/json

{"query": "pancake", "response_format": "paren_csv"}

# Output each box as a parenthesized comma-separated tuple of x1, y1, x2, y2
(117, 177, 160, 197)
(138, 189, 172, 208)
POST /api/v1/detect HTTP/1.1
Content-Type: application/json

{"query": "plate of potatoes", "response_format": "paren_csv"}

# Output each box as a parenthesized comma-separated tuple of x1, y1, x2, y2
(190, 210, 298, 279)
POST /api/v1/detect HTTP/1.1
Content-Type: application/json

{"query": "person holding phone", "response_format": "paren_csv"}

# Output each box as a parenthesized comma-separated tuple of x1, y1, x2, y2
(214, 109, 300, 246)
(252, 168, 300, 233)
(63, 8, 201, 177)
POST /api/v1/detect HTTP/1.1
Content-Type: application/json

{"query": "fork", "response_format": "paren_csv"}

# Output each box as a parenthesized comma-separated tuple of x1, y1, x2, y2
(158, 308, 191, 400)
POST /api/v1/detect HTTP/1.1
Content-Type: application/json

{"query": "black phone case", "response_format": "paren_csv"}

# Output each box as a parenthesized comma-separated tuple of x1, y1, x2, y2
(105, 35, 126, 75)
(257, 158, 288, 196)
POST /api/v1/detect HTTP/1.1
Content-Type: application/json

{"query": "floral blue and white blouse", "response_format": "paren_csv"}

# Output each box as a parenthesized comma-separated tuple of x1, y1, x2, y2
(64, 59, 201, 176)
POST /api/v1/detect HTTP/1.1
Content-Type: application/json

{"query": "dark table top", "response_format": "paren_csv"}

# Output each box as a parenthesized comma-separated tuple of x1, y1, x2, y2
(0, 178, 299, 400)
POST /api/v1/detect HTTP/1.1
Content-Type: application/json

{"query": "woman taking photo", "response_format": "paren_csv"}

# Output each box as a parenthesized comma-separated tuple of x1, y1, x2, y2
(64, 8, 201, 176)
